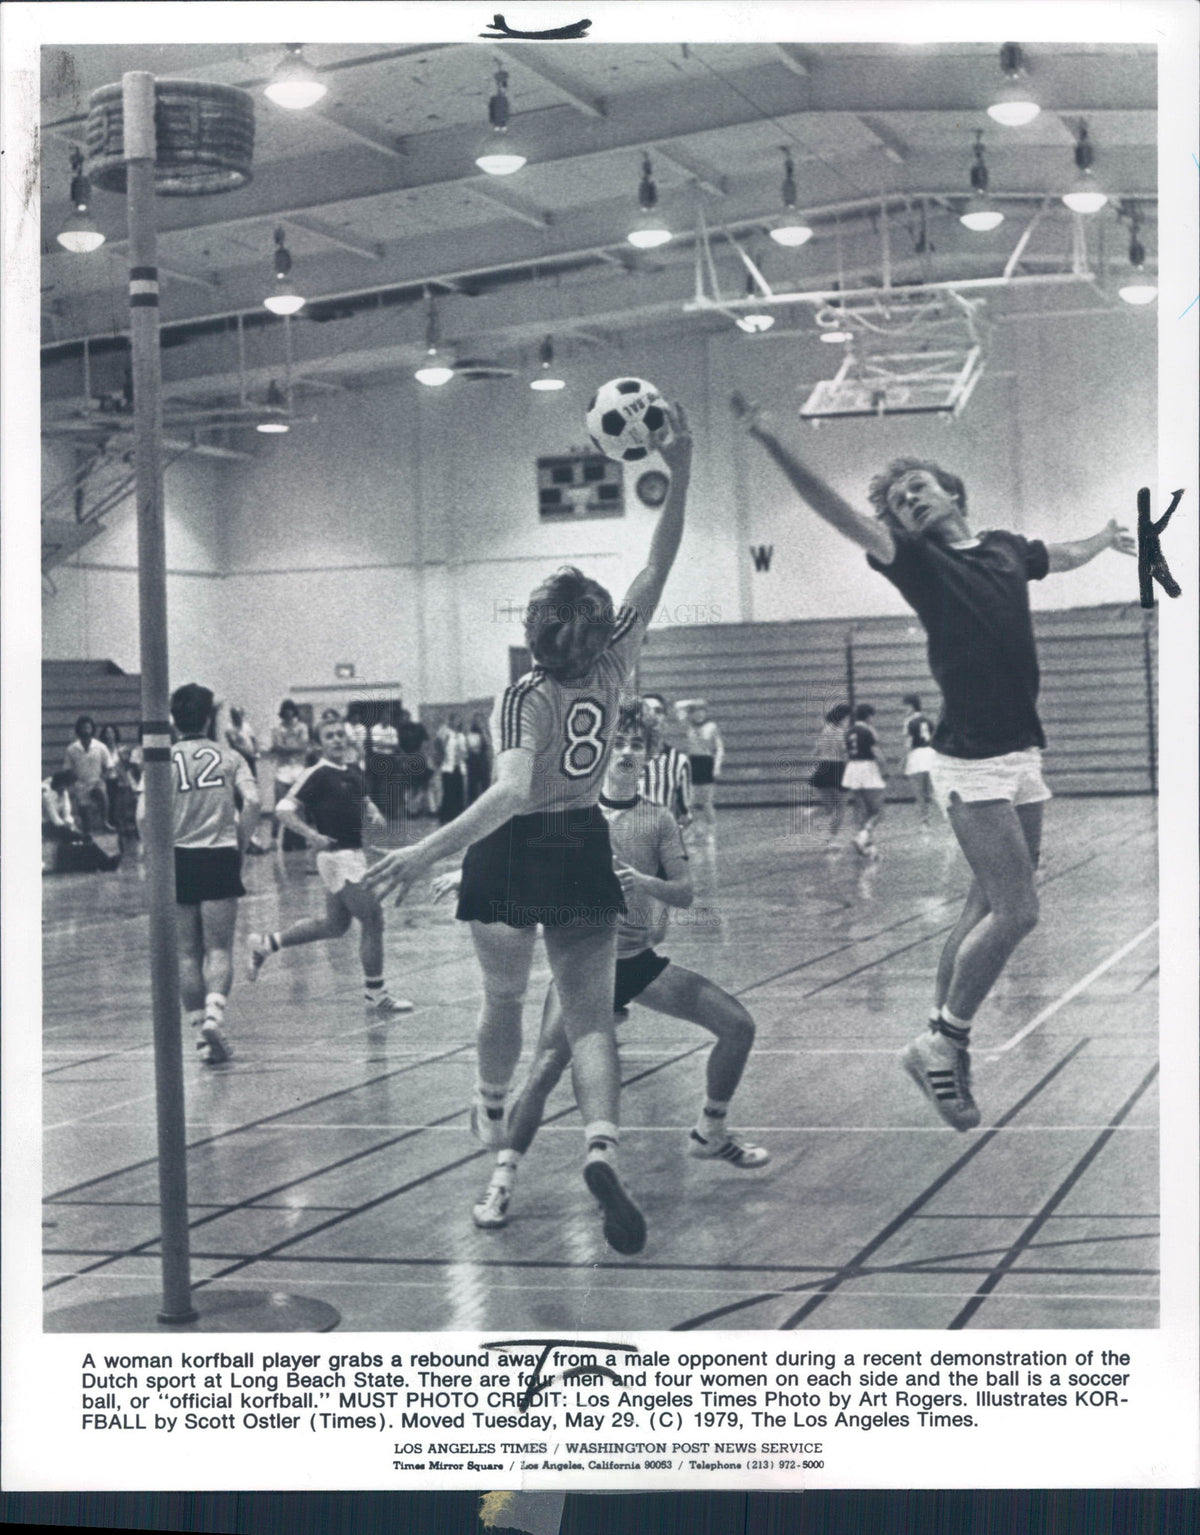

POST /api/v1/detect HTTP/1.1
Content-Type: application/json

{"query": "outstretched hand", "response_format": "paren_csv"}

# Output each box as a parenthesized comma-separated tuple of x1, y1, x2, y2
(1105, 519, 1136, 557)
(361, 845, 424, 906)
(657, 402, 692, 477)
(429, 869, 462, 904)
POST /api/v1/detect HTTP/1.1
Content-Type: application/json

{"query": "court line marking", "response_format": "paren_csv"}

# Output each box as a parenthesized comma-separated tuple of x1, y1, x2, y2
(990, 921, 1159, 1055)
(674, 1038, 1090, 1332)
(42, 1043, 709, 1293)
(43, 1040, 473, 1202)
(947, 1062, 1161, 1328)
(48, 1121, 1156, 1134)
(44, 1091, 158, 1131)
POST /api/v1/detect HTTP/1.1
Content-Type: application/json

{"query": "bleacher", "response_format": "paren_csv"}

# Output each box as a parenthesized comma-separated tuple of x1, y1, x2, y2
(639, 603, 1157, 805)
(42, 660, 142, 782)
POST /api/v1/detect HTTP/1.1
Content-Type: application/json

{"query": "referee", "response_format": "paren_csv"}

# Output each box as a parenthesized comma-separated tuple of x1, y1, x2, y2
(639, 692, 692, 825)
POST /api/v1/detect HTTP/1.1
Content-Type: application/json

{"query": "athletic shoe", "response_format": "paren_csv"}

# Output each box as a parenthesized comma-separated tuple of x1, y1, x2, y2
(583, 1156, 647, 1256)
(470, 1100, 510, 1149)
(852, 829, 873, 856)
(472, 1182, 512, 1230)
(366, 992, 415, 1016)
(688, 1129, 771, 1168)
(900, 1026, 980, 1131)
(246, 934, 272, 982)
(197, 1020, 233, 1065)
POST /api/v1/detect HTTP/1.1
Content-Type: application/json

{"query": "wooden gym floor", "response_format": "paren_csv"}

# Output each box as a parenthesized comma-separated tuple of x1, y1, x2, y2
(42, 797, 1158, 1332)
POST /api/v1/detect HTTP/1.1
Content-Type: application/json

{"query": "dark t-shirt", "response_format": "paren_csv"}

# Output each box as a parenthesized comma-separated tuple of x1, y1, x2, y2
(397, 721, 429, 755)
(845, 723, 878, 761)
(293, 761, 367, 848)
(867, 528, 1049, 759)
(905, 712, 934, 749)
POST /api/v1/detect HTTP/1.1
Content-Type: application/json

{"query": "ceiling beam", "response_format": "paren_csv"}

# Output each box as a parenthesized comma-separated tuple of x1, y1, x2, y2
(282, 214, 384, 259)
(772, 44, 813, 78)
(490, 45, 607, 118)
(461, 180, 554, 229)
(310, 100, 407, 160)
(652, 144, 728, 198)
(857, 115, 909, 165)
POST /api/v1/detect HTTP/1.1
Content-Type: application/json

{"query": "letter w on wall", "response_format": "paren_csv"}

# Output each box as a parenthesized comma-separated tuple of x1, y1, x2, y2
(750, 544, 774, 572)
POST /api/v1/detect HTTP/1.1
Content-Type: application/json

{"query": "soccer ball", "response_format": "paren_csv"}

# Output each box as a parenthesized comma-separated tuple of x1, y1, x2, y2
(585, 377, 674, 463)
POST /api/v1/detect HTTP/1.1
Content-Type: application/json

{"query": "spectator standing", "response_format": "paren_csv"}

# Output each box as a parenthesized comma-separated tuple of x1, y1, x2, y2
(436, 714, 468, 825)
(63, 715, 115, 835)
(397, 708, 434, 818)
(267, 699, 312, 851)
(465, 714, 493, 805)
(366, 710, 400, 822)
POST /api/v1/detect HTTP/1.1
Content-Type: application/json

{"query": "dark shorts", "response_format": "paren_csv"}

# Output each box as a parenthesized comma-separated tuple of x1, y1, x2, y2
(175, 846, 245, 906)
(690, 754, 716, 787)
(809, 759, 845, 791)
(456, 804, 625, 930)
(614, 948, 671, 1011)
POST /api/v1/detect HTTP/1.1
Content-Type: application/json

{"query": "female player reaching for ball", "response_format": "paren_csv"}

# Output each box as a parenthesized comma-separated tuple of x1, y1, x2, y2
(364, 406, 693, 1254)
(731, 392, 1134, 1132)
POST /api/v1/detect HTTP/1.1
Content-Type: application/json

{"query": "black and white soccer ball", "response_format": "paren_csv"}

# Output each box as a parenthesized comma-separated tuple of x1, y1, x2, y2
(585, 377, 674, 463)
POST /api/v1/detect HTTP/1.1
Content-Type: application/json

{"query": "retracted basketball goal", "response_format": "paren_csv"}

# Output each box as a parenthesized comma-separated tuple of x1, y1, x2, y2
(46, 76, 339, 1334)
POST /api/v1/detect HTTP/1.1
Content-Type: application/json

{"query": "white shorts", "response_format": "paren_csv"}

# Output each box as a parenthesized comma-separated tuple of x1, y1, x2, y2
(928, 747, 1052, 814)
(316, 847, 368, 895)
(905, 746, 936, 776)
(842, 760, 885, 792)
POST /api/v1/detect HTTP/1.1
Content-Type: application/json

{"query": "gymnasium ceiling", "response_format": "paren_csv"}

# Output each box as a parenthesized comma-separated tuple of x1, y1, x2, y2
(39, 38, 1157, 423)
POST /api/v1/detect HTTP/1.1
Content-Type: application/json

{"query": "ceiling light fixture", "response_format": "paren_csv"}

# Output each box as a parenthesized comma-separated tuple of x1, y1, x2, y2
(414, 290, 455, 386)
(256, 380, 291, 432)
(56, 147, 106, 253)
(263, 227, 306, 314)
(627, 155, 672, 249)
(1062, 123, 1108, 214)
(264, 44, 328, 111)
(770, 150, 813, 247)
(530, 336, 567, 390)
(987, 42, 1040, 128)
(475, 66, 527, 175)
(959, 131, 1005, 232)
(1119, 204, 1157, 305)
(735, 276, 775, 333)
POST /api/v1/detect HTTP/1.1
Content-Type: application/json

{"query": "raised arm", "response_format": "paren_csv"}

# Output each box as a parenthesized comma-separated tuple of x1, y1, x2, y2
(620, 405, 692, 625)
(731, 394, 895, 564)
(1045, 520, 1135, 573)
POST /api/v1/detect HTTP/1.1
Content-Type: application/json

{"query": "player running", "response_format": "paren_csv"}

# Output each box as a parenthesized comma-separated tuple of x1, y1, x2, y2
(732, 393, 1134, 1131)
(246, 718, 414, 1016)
(363, 407, 693, 1255)
(460, 698, 769, 1231)
(169, 683, 261, 1064)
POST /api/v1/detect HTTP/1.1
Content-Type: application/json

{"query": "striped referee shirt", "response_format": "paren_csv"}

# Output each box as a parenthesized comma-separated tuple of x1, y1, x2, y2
(641, 744, 692, 821)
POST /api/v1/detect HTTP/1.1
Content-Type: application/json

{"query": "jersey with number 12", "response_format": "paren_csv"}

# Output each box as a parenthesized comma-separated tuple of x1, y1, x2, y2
(495, 605, 643, 813)
(171, 737, 257, 849)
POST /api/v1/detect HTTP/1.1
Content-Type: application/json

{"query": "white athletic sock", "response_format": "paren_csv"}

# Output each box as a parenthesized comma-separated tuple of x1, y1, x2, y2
(475, 1079, 510, 1127)
(204, 992, 227, 1024)
(584, 1120, 619, 1160)
(938, 1005, 972, 1046)
(492, 1149, 522, 1187)
(696, 1098, 731, 1142)
(364, 975, 386, 1002)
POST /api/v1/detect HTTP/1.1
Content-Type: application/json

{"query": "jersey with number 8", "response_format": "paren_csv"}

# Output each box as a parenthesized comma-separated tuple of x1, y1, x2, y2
(495, 605, 644, 813)
(171, 737, 257, 849)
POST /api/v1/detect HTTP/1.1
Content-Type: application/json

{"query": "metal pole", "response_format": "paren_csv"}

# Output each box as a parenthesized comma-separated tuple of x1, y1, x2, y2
(1142, 613, 1158, 796)
(123, 70, 197, 1324)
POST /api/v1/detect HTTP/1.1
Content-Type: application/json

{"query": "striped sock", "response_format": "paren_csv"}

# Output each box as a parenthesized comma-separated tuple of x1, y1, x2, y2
(584, 1120, 619, 1161)
(364, 975, 385, 1002)
(696, 1099, 730, 1143)
(204, 992, 227, 1024)
(937, 1005, 971, 1047)
(493, 1148, 522, 1187)
(476, 1079, 510, 1124)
